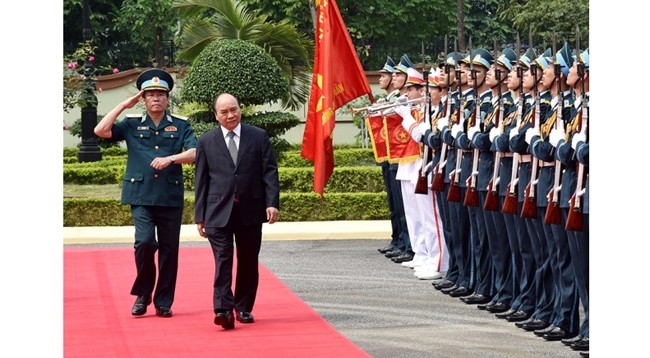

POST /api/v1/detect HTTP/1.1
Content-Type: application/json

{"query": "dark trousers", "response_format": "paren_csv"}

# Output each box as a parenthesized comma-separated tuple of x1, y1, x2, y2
(549, 215, 580, 334)
(449, 189, 473, 289)
(512, 203, 536, 314)
(501, 198, 522, 309)
(471, 194, 493, 297)
(485, 198, 513, 305)
(529, 211, 555, 323)
(382, 163, 411, 252)
(438, 185, 458, 282)
(130, 205, 183, 308)
(564, 208, 587, 335)
(206, 204, 263, 313)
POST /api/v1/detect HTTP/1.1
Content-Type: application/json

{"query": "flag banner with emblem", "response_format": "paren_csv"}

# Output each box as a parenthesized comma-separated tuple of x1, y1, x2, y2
(366, 113, 388, 162)
(301, 0, 374, 198)
(384, 113, 421, 163)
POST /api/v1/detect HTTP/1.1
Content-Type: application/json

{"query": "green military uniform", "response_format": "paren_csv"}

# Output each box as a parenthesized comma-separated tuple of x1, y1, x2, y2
(107, 68, 197, 315)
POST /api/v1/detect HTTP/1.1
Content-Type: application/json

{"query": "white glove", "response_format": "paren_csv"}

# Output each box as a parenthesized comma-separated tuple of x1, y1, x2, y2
(549, 128, 563, 147)
(451, 123, 463, 138)
(408, 122, 429, 142)
(424, 160, 433, 174)
(571, 132, 586, 150)
(437, 116, 449, 131)
(489, 127, 500, 142)
(467, 126, 479, 140)
(509, 127, 519, 140)
(394, 104, 412, 119)
(525, 127, 540, 144)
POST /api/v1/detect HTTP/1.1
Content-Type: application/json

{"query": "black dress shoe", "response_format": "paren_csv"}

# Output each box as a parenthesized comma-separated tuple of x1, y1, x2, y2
(534, 324, 557, 336)
(570, 337, 589, 351)
(391, 252, 414, 263)
(521, 319, 549, 331)
(514, 317, 536, 328)
(542, 326, 577, 341)
(433, 280, 456, 290)
(378, 244, 397, 254)
(486, 302, 509, 313)
(579, 351, 589, 357)
(495, 308, 517, 319)
(561, 335, 583, 346)
(214, 310, 235, 330)
(235, 311, 255, 323)
(449, 286, 473, 297)
(155, 306, 173, 317)
(461, 294, 492, 304)
(131, 295, 152, 316)
(505, 310, 531, 322)
(440, 284, 459, 294)
(477, 301, 494, 310)
(384, 249, 403, 258)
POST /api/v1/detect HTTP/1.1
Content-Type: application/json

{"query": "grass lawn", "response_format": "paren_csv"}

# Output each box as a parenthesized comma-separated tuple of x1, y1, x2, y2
(63, 184, 194, 199)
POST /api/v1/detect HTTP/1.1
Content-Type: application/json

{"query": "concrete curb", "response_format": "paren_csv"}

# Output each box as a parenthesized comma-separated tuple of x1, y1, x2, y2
(63, 220, 392, 245)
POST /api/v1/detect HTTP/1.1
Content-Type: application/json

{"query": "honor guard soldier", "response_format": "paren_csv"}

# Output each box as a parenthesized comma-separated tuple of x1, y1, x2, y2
(457, 48, 496, 305)
(440, 48, 476, 299)
(562, 47, 589, 353)
(377, 56, 412, 263)
(476, 47, 517, 314)
(94, 68, 198, 318)
(396, 68, 449, 280)
(532, 42, 580, 341)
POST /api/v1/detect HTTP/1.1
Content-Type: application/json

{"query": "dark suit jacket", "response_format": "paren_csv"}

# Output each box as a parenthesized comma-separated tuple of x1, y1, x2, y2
(194, 124, 280, 228)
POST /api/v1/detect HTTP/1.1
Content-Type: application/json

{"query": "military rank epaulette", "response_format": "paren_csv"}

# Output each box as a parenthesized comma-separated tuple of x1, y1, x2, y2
(170, 113, 188, 121)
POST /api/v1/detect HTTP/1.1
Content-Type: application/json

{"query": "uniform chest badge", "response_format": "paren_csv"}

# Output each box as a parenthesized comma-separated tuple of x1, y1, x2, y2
(137, 126, 149, 130)
(165, 126, 178, 132)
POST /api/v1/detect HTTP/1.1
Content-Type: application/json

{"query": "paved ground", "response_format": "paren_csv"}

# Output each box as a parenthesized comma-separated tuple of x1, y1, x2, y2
(64, 222, 586, 358)
(257, 239, 584, 358)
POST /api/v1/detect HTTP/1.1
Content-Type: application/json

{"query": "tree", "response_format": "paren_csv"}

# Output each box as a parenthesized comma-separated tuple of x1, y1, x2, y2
(64, 0, 152, 72)
(498, 0, 589, 49)
(172, 0, 313, 110)
(180, 39, 299, 158)
(114, 0, 178, 68)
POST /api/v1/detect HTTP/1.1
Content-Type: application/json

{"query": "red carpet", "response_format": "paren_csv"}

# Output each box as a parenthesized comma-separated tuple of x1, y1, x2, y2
(64, 246, 369, 358)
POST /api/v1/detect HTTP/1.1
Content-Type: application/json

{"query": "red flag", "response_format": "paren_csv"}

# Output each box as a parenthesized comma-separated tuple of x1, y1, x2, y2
(366, 114, 388, 162)
(384, 113, 421, 163)
(301, 0, 374, 198)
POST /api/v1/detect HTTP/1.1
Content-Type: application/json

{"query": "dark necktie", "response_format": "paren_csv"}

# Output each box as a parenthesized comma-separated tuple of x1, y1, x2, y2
(227, 131, 237, 164)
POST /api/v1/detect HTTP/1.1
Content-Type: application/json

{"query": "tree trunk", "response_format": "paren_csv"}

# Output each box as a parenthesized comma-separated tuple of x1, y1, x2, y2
(155, 27, 165, 68)
(457, 0, 465, 52)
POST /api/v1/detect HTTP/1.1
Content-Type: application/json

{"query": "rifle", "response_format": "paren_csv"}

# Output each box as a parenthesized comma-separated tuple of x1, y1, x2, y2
(464, 37, 480, 207)
(521, 31, 539, 219)
(484, 42, 503, 212)
(431, 35, 450, 192)
(447, 38, 463, 202)
(566, 25, 586, 231)
(501, 33, 522, 215)
(415, 42, 431, 195)
(544, 32, 563, 225)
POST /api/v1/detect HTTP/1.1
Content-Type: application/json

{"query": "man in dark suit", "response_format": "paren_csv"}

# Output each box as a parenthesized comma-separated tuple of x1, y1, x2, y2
(194, 93, 280, 330)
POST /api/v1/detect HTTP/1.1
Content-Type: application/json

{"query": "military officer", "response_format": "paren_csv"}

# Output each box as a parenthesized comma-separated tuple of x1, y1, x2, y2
(94, 68, 197, 318)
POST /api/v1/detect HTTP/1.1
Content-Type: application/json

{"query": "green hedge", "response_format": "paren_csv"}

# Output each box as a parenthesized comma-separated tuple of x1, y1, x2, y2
(63, 192, 389, 226)
(63, 165, 384, 192)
